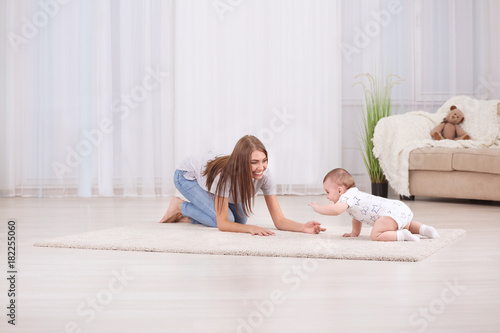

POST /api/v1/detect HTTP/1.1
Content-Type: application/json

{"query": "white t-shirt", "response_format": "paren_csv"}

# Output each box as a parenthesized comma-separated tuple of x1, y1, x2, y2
(177, 154, 276, 203)
(339, 187, 413, 229)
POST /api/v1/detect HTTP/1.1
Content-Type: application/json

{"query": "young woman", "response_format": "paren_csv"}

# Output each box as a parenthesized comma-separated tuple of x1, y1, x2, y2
(159, 135, 326, 236)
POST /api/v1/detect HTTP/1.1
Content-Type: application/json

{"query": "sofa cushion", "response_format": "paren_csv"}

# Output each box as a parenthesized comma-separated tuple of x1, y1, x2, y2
(409, 148, 454, 171)
(452, 148, 500, 175)
(409, 170, 500, 201)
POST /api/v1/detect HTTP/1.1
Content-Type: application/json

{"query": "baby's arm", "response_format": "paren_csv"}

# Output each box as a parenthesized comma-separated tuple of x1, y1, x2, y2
(309, 201, 348, 216)
(343, 219, 362, 237)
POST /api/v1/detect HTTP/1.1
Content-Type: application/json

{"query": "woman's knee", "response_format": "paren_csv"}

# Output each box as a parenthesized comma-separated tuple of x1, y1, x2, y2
(228, 203, 248, 224)
(205, 218, 218, 228)
(196, 215, 218, 228)
(238, 215, 248, 224)
(227, 209, 235, 222)
(234, 212, 248, 224)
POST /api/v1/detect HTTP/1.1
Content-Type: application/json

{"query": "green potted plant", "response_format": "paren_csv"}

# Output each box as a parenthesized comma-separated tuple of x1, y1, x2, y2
(354, 73, 402, 197)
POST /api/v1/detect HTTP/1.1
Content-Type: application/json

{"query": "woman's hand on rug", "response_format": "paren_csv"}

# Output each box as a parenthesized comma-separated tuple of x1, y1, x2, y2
(248, 225, 275, 236)
(302, 221, 326, 234)
(342, 232, 358, 237)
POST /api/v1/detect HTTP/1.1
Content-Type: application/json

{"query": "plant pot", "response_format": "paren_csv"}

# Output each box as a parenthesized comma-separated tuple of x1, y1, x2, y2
(371, 182, 388, 198)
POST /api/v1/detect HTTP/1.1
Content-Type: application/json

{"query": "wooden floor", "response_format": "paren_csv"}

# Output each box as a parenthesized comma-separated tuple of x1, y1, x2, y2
(0, 195, 499, 333)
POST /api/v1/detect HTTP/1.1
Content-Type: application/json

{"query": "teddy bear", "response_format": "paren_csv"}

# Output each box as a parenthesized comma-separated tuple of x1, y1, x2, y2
(430, 105, 471, 140)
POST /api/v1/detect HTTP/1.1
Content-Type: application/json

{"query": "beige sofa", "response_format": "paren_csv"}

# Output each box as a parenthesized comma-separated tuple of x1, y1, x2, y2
(408, 147, 500, 201)
(406, 104, 500, 201)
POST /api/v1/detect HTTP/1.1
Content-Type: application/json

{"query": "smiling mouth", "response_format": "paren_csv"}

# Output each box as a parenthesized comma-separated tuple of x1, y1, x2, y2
(253, 171, 264, 176)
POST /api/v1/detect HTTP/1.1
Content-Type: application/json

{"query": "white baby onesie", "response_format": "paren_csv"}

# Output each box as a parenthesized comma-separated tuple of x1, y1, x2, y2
(339, 187, 413, 229)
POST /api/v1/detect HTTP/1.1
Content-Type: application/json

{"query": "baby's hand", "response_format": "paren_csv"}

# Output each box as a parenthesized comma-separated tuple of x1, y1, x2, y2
(308, 202, 320, 212)
(342, 232, 359, 238)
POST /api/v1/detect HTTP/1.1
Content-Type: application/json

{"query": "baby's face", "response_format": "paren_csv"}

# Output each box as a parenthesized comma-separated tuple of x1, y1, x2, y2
(323, 179, 342, 203)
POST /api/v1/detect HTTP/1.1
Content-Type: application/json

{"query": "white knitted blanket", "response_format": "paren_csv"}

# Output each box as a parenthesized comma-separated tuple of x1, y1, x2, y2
(373, 96, 500, 196)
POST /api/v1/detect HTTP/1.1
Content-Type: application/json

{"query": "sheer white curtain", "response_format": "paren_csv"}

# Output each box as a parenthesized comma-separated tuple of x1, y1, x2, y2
(3, 0, 497, 198)
(0, 0, 342, 197)
(341, 0, 500, 176)
(174, 0, 342, 194)
(0, 0, 175, 197)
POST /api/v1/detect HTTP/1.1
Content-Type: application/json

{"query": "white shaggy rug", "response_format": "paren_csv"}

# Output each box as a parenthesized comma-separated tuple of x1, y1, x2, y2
(34, 223, 465, 262)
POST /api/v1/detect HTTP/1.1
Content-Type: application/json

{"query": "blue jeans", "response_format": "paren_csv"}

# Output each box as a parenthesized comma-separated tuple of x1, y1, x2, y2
(174, 169, 248, 228)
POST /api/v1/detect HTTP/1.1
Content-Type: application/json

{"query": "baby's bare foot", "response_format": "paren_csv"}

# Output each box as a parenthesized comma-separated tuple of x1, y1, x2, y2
(159, 197, 184, 223)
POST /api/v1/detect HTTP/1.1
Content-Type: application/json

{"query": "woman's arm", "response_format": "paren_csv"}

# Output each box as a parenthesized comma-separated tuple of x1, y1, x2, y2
(215, 195, 275, 236)
(309, 201, 348, 216)
(265, 195, 326, 234)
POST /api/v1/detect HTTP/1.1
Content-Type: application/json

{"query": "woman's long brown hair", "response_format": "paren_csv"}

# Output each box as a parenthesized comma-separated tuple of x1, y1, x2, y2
(203, 135, 267, 217)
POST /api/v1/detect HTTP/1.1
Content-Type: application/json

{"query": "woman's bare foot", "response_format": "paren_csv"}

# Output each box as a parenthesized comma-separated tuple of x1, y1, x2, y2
(159, 197, 184, 223)
(178, 216, 191, 223)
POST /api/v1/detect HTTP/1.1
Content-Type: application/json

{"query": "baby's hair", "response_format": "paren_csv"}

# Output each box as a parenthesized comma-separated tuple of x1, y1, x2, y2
(323, 168, 356, 189)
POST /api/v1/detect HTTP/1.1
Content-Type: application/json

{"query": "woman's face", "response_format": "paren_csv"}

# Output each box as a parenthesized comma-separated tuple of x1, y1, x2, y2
(250, 150, 268, 180)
